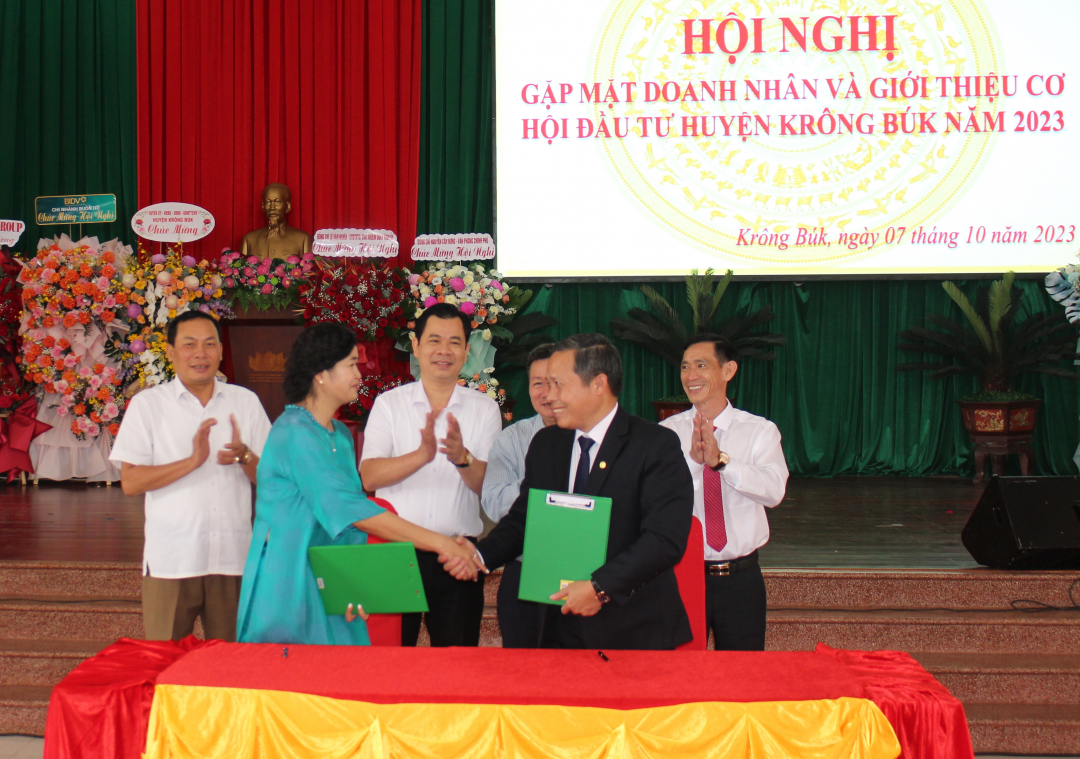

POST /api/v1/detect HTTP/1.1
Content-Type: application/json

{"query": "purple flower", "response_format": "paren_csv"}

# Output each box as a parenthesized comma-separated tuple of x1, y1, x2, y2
(449, 277, 466, 292)
(459, 301, 477, 316)
(423, 296, 438, 308)
(199, 304, 211, 313)
(181, 255, 196, 267)
(129, 339, 146, 354)
(151, 254, 166, 265)
(408, 273, 421, 285)
(126, 303, 143, 319)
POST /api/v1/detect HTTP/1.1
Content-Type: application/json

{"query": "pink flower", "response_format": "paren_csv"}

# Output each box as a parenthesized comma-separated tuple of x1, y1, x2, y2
(55, 405, 68, 417)
(225, 278, 236, 288)
(104, 295, 116, 308)
(286, 255, 299, 264)
(64, 355, 79, 368)
(247, 256, 259, 265)
(490, 280, 503, 291)
(449, 277, 466, 292)
(103, 402, 119, 419)
(408, 273, 421, 285)
(281, 278, 291, 289)
(96, 277, 110, 291)
(261, 284, 273, 294)
(459, 301, 477, 316)
(423, 296, 438, 308)
(243, 267, 255, 278)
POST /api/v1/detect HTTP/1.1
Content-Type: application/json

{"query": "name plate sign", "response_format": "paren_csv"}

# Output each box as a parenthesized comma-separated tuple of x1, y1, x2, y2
(35, 194, 117, 225)
(313, 228, 399, 258)
(0, 220, 26, 247)
(411, 234, 496, 261)
(131, 202, 215, 242)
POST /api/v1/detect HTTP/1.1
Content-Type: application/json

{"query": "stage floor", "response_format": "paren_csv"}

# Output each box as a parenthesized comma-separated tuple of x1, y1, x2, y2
(0, 477, 985, 569)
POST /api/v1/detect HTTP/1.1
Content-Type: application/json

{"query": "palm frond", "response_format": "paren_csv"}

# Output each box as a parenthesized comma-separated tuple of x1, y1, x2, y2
(987, 270, 1015, 350)
(942, 281, 993, 352)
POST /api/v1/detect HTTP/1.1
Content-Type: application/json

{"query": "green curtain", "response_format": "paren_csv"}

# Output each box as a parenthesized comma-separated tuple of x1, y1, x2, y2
(416, 0, 493, 236)
(0, 0, 137, 253)
(416, 1, 1080, 478)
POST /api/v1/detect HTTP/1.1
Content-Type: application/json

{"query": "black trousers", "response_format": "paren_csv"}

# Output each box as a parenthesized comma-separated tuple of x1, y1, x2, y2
(705, 564, 767, 651)
(496, 560, 541, 648)
(401, 549, 485, 647)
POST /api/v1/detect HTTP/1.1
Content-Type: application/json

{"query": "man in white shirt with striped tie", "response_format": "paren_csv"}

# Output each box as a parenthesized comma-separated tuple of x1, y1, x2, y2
(661, 334, 789, 650)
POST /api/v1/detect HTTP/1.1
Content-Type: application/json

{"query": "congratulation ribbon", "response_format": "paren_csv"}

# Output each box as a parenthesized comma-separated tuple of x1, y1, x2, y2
(0, 398, 52, 481)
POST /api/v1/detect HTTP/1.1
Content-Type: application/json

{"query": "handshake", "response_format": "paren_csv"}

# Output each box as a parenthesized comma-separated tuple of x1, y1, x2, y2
(437, 536, 490, 581)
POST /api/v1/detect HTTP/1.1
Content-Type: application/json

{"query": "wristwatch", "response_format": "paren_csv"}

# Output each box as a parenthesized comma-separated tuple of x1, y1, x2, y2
(710, 451, 730, 472)
(591, 579, 611, 605)
(454, 450, 474, 469)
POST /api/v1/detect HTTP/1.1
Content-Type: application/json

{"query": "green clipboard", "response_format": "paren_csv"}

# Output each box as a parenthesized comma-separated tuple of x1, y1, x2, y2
(308, 543, 429, 615)
(518, 489, 612, 605)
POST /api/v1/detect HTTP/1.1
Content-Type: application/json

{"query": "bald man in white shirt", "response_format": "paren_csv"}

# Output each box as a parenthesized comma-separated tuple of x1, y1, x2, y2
(661, 334, 788, 650)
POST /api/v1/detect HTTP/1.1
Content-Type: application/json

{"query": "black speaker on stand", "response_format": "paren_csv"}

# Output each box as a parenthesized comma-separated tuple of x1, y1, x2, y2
(962, 476, 1080, 569)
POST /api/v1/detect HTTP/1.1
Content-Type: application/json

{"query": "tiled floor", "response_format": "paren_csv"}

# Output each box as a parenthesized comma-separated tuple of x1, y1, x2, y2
(0, 737, 42, 759)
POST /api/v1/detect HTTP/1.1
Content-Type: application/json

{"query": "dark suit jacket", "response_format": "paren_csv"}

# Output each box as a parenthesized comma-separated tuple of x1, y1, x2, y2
(477, 406, 694, 650)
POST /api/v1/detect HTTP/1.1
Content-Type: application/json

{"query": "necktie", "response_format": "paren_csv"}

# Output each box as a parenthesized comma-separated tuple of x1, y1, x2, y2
(573, 436, 594, 494)
(702, 427, 728, 552)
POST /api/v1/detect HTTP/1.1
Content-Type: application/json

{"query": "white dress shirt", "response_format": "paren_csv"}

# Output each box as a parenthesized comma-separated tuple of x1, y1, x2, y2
(109, 379, 272, 578)
(568, 404, 619, 491)
(661, 402, 788, 561)
(360, 381, 502, 537)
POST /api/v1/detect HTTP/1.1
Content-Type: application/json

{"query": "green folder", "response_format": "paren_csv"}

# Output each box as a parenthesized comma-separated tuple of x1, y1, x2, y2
(518, 489, 612, 605)
(308, 542, 429, 615)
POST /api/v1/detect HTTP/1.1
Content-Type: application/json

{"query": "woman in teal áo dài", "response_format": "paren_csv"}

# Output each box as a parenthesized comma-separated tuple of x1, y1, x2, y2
(236, 323, 487, 645)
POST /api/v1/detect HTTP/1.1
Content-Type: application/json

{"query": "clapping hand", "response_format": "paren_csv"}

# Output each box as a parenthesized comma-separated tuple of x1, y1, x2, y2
(439, 412, 468, 466)
(216, 414, 249, 466)
(416, 412, 438, 464)
(191, 418, 217, 467)
(691, 412, 721, 469)
(438, 536, 489, 581)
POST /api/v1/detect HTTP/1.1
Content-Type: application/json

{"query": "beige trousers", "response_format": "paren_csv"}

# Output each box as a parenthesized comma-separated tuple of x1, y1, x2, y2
(142, 574, 242, 642)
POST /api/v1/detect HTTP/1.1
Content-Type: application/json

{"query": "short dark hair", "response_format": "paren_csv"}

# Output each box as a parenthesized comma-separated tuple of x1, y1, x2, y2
(552, 333, 623, 397)
(167, 310, 221, 344)
(685, 333, 740, 364)
(283, 323, 358, 404)
(414, 302, 472, 342)
(525, 342, 556, 373)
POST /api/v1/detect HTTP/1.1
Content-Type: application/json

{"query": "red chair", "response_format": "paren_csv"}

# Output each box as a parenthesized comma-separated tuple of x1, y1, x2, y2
(673, 517, 707, 651)
(363, 496, 403, 647)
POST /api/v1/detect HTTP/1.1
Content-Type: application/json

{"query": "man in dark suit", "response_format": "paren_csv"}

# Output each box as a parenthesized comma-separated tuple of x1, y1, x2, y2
(466, 333, 695, 650)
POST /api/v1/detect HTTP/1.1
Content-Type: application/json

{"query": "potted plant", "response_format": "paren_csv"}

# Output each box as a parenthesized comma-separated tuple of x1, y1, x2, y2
(898, 272, 1079, 463)
(611, 269, 785, 420)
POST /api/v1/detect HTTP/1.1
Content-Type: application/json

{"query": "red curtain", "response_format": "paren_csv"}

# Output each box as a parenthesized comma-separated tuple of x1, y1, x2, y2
(136, 0, 421, 264)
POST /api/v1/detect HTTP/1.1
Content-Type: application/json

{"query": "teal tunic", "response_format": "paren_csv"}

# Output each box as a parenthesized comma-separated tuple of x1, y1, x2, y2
(237, 405, 384, 645)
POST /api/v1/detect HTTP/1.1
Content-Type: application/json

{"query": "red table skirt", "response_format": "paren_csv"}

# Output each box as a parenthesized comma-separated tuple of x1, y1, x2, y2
(44, 639, 973, 759)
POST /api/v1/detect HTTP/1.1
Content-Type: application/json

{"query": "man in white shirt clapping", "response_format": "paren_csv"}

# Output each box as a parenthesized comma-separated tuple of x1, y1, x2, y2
(661, 334, 789, 650)
(360, 303, 501, 647)
(110, 311, 271, 642)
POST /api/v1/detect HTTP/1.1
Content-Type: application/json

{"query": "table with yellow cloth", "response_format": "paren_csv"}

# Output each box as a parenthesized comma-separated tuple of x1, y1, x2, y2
(142, 644, 908, 759)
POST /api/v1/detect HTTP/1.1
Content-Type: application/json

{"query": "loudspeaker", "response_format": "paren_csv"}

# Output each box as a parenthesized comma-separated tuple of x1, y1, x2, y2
(962, 476, 1080, 570)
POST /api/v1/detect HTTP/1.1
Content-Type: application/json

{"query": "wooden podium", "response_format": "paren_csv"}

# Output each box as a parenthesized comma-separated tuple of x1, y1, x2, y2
(226, 305, 303, 421)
